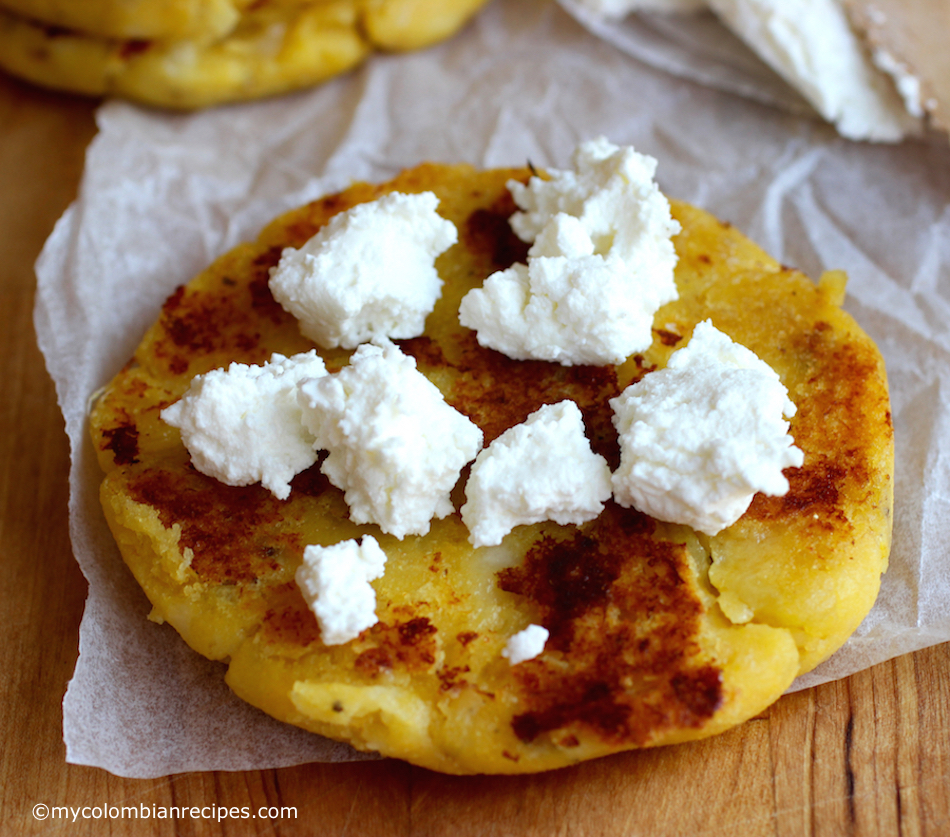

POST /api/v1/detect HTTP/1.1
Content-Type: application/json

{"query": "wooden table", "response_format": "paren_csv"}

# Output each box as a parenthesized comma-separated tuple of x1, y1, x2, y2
(2, 70, 948, 837)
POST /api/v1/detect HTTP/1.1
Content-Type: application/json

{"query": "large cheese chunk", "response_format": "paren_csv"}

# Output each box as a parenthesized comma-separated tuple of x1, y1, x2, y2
(459, 137, 680, 365)
(160, 351, 327, 500)
(461, 400, 612, 547)
(297, 340, 483, 539)
(269, 191, 457, 349)
(610, 320, 804, 535)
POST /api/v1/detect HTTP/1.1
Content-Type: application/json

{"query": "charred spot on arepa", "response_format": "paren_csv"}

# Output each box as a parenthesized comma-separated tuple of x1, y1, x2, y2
(261, 591, 323, 647)
(462, 187, 530, 272)
(248, 246, 291, 326)
(498, 530, 621, 651)
(399, 330, 624, 463)
(353, 616, 439, 675)
(100, 418, 140, 466)
(746, 323, 889, 528)
(789, 333, 889, 462)
(397, 335, 446, 370)
(266, 182, 393, 252)
(438, 664, 472, 693)
(154, 283, 265, 373)
(747, 457, 850, 528)
(288, 459, 334, 499)
(37, 23, 73, 38)
(499, 505, 723, 746)
(118, 39, 152, 60)
(125, 466, 292, 584)
(449, 331, 624, 455)
(653, 327, 683, 347)
(456, 631, 479, 647)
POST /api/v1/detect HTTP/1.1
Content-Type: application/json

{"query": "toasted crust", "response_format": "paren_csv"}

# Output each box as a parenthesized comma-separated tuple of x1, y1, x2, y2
(90, 162, 892, 773)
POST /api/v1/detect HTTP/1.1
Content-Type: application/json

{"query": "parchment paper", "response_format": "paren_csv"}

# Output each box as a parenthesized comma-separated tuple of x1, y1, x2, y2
(34, 0, 950, 779)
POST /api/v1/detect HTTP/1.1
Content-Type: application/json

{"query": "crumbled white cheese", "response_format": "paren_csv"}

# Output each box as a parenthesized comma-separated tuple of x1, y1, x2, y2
(506, 136, 680, 267)
(297, 340, 483, 539)
(295, 536, 388, 646)
(461, 400, 612, 547)
(502, 624, 549, 665)
(458, 138, 680, 365)
(610, 320, 804, 535)
(268, 191, 457, 349)
(160, 351, 327, 500)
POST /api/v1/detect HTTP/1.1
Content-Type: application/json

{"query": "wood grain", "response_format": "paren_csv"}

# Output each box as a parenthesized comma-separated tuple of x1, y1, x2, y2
(1, 69, 948, 837)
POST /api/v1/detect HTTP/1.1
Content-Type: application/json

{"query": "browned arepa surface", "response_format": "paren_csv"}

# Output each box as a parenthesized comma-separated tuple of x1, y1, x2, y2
(89, 162, 892, 774)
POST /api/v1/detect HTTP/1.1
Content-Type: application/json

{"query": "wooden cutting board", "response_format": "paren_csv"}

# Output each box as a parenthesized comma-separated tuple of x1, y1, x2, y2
(1, 69, 949, 836)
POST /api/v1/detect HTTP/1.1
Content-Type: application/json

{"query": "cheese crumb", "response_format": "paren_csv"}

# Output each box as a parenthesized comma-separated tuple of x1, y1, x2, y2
(297, 340, 483, 539)
(458, 137, 680, 365)
(160, 351, 327, 500)
(502, 624, 549, 665)
(461, 400, 612, 547)
(269, 191, 457, 349)
(295, 537, 388, 646)
(610, 320, 804, 535)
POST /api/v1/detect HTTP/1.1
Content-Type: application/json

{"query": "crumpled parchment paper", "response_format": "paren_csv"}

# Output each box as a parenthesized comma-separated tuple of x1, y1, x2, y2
(33, 0, 950, 778)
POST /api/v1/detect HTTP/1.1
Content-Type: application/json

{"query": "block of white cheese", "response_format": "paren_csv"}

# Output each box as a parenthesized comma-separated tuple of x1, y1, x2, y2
(706, 0, 919, 141)
(461, 400, 612, 547)
(295, 536, 388, 646)
(570, 0, 923, 141)
(459, 137, 680, 365)
(610, 320, 804, 535)
(160, 350, 327, 500)
(269, 191, 457, 349)
(297, 340, 483, 539)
